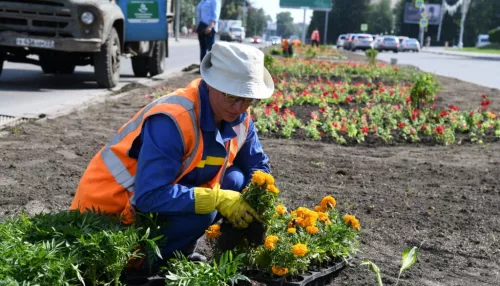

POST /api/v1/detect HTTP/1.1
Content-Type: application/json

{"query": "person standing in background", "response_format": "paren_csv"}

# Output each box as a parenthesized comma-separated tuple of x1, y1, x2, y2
(311, 28, 320, 48)
(196, 0, 221, 64)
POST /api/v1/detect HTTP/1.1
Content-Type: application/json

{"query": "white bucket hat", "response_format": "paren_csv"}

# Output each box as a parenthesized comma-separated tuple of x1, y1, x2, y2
(200, 42, 274, 99)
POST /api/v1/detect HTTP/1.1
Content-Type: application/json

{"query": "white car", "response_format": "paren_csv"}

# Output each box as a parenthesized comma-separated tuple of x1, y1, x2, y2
(336, 34, 346, 49)
(270, 36, 282, 45)
(476, 34, 491, 48)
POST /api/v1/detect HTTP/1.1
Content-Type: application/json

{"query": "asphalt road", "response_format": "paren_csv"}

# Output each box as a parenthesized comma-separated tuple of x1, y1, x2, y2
(374, 50, 500, 90)
(0, 38, 268, 119)
(0, 39, 201, 118)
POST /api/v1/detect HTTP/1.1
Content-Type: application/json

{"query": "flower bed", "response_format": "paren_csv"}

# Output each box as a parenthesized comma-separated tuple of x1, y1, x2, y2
(254, 57, 500, 145)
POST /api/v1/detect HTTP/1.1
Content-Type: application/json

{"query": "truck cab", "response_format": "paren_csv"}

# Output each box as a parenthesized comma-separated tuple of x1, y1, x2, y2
(0, 0, 172, 88)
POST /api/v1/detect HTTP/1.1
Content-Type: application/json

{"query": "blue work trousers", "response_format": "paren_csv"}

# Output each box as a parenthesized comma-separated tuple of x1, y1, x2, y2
(155, 165, 245, 260)
(198, 29, 215, 63)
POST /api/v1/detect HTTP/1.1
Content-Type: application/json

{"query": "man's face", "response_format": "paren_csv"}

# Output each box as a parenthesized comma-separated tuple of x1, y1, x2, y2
(208, 86, 254, 123)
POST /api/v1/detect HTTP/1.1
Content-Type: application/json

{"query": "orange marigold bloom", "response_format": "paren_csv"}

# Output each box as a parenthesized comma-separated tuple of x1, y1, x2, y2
(292, 243, 308, 257)
(205, 224, 221, 239)
(276, 204, 287, 215)
(318, 212, 329, 222)
(306, 226, 319, 234)
(267, 184, 280, 194)
(264, 172, 275, 186)
(321, 196, 336, 210)
(314, 205, 324, 212)
(344, 214, 361, 231)
(251, 170, 267, 186)
(272, 266, 289, 276)
(288, 220, 296, 228)
(265, 235, 279, 250)
(287, 227, 296, 234)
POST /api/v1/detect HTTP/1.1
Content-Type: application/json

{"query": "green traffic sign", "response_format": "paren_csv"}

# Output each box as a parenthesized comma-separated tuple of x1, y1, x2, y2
(419, 18, 429, 28)
(128, 0, 159, 23)
(279, 0, 332, 10)
(361, 24, 368, 32)
(415, 0, 424, 8)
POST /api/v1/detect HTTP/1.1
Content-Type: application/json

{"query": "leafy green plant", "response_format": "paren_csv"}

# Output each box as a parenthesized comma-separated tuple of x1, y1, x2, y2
(361, 246, 419, 286)
(365, 49, 379, 66)
(270, 48, 282, 55)
(410, 73, 439, 109)
(264, 54, 275, 71)
(488, 27, 500, 44)
(305, 47, 317, 59)
(0, 210, 163, 286)
(164, 251, 249, 286)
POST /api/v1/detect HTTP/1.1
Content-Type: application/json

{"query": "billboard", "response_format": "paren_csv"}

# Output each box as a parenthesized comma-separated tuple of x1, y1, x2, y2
(279, 0, 332, 11)
(404, 3, 441, 25)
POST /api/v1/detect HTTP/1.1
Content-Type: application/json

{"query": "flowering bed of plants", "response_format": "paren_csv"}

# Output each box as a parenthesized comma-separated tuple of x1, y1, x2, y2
(204, 171, 360, 282)
(253, 57, 500, 145)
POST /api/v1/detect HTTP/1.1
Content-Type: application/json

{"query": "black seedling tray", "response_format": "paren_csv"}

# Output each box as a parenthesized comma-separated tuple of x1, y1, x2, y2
(240, 259, 349, 286)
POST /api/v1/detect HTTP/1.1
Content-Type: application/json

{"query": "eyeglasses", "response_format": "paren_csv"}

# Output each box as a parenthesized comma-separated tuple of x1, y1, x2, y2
(222, 92, 258, 105)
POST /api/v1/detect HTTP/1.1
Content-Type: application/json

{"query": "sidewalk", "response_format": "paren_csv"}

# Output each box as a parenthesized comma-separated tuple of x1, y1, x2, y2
(421, 47, 500, 60)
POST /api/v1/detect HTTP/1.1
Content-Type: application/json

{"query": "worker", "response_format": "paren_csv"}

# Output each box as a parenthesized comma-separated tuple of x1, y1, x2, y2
(311, 28, 320, 48)
(71, 42, 274, 263)
(196, 0, 222, 64)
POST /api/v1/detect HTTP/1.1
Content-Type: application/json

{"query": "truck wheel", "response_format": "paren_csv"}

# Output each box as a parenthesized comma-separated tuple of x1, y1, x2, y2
(131, 57, 149, 77)
(40, 55, 58, 74)
(149, 40, 166, 76)
(94, 27, 120, 88)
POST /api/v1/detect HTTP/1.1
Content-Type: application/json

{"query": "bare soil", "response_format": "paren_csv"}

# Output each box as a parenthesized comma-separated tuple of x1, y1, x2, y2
(1, 56, 499, 285)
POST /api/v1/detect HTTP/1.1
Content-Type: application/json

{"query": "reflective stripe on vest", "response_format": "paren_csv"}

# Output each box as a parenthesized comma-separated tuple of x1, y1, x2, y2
(101, 95, 200, 195)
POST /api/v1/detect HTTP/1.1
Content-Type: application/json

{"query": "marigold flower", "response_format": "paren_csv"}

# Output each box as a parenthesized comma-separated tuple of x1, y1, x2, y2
(344, 214, 361, 231)
(266, 184, 280, 195)
(292, 243, 308, 257)
(288, 220, 296, 228)
(251, 170, 267, 186)
(205, 224, 221, 239)
(272, 266, 289, 276)
(265, 235, 279, 250)
(314, 205, 324, 212)
(320, 196, 336, 210)
(276, 204, 287, 215)
(264, 172, 275, 186)
(306, 226, 319, 234)
(317, 212, 329, 222)
(288, 228, 296, 234)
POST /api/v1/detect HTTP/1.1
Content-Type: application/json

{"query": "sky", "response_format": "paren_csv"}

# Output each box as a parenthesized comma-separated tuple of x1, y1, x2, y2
(250, 0, 314, 24)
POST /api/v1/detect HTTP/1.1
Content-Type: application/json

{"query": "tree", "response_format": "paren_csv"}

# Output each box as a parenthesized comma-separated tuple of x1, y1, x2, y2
(367, 0, 394, 35)
(246, 7, 268, 37)
(277, 12, 296, 38)
(180, 0, 198, 30)
(308, 0, 371, 44)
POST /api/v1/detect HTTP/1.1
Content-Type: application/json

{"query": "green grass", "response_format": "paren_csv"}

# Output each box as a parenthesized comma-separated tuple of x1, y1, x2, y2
(450, 44, 500, 55)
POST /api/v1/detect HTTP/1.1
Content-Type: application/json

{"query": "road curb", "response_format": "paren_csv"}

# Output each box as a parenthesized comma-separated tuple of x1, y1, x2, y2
(0, 71, 186, 132)
(421, 49, 500, 61)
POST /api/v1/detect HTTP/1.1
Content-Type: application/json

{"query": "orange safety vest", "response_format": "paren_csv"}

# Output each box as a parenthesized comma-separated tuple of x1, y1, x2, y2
(70, 78, 251, 224)
(311, 30, 320, 42)
(282, 39, 289, 51)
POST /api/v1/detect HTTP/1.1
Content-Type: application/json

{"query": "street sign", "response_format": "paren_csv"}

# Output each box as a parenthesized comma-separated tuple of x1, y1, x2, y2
(419, 18, 429, 28)
(279, 0, 332, 11)
(361, 24, 368, 32)
(415, 0, 424, 9)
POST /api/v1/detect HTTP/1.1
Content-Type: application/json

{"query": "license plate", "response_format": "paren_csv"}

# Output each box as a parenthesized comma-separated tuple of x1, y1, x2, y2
(16, 38, 55, 49)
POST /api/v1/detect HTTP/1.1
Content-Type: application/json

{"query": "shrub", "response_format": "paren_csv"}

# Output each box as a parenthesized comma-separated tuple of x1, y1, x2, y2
(270, 48, 282, 55)
(365, 49, 379, 66)
(488, 28, 500, 44)
(410, 73, 439, 110)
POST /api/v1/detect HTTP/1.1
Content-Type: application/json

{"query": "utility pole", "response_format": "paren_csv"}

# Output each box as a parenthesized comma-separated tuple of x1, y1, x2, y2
(324, 10, 329, 45)
(437, 0, 446, 41)
(175, 0, 180, 42)
(301, 7, 307, 43)
(458, 0, 471, 48)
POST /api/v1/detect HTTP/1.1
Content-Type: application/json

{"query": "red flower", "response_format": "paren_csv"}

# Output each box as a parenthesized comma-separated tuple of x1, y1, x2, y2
(345, 96, 354, 103)
(318, 107, 326, 113)
(440, 110, 449, 118)
(469, 111, 474, 117)
(420, 124, 426, 131)
(482, 94, 487, 99)
(397, 122, 406, 129)
(320, 131, 325, 137)
(449, 105, 460, 111)
(273, 105, 280, 112)
(265, 107, 271, 115)
(361, 126, 369, 134)
(433, 125, 445, 136)
(411, 110, 420, 121)
(340, 125, 347, 132)
(372, 125, 379, 131)
(405, 96, 412, 104)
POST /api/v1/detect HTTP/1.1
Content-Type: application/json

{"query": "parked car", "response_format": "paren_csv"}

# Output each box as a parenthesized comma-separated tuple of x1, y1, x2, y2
(397, 36, 409, 51)
(343, 33, 356, 50)
(351, 34, 374, 51)
(401, 38, 420, 52)
(336, 34, 347, 49)
(373, 37, 384, 50)
(252, 36, 262, 44)
(270, 36, 282, 45)
(476, 34, 491, 48)
(377, 36, 400, 53)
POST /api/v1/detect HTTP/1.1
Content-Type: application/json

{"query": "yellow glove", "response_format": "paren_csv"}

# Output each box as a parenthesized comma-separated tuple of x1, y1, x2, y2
(194, 184, 258, 229)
